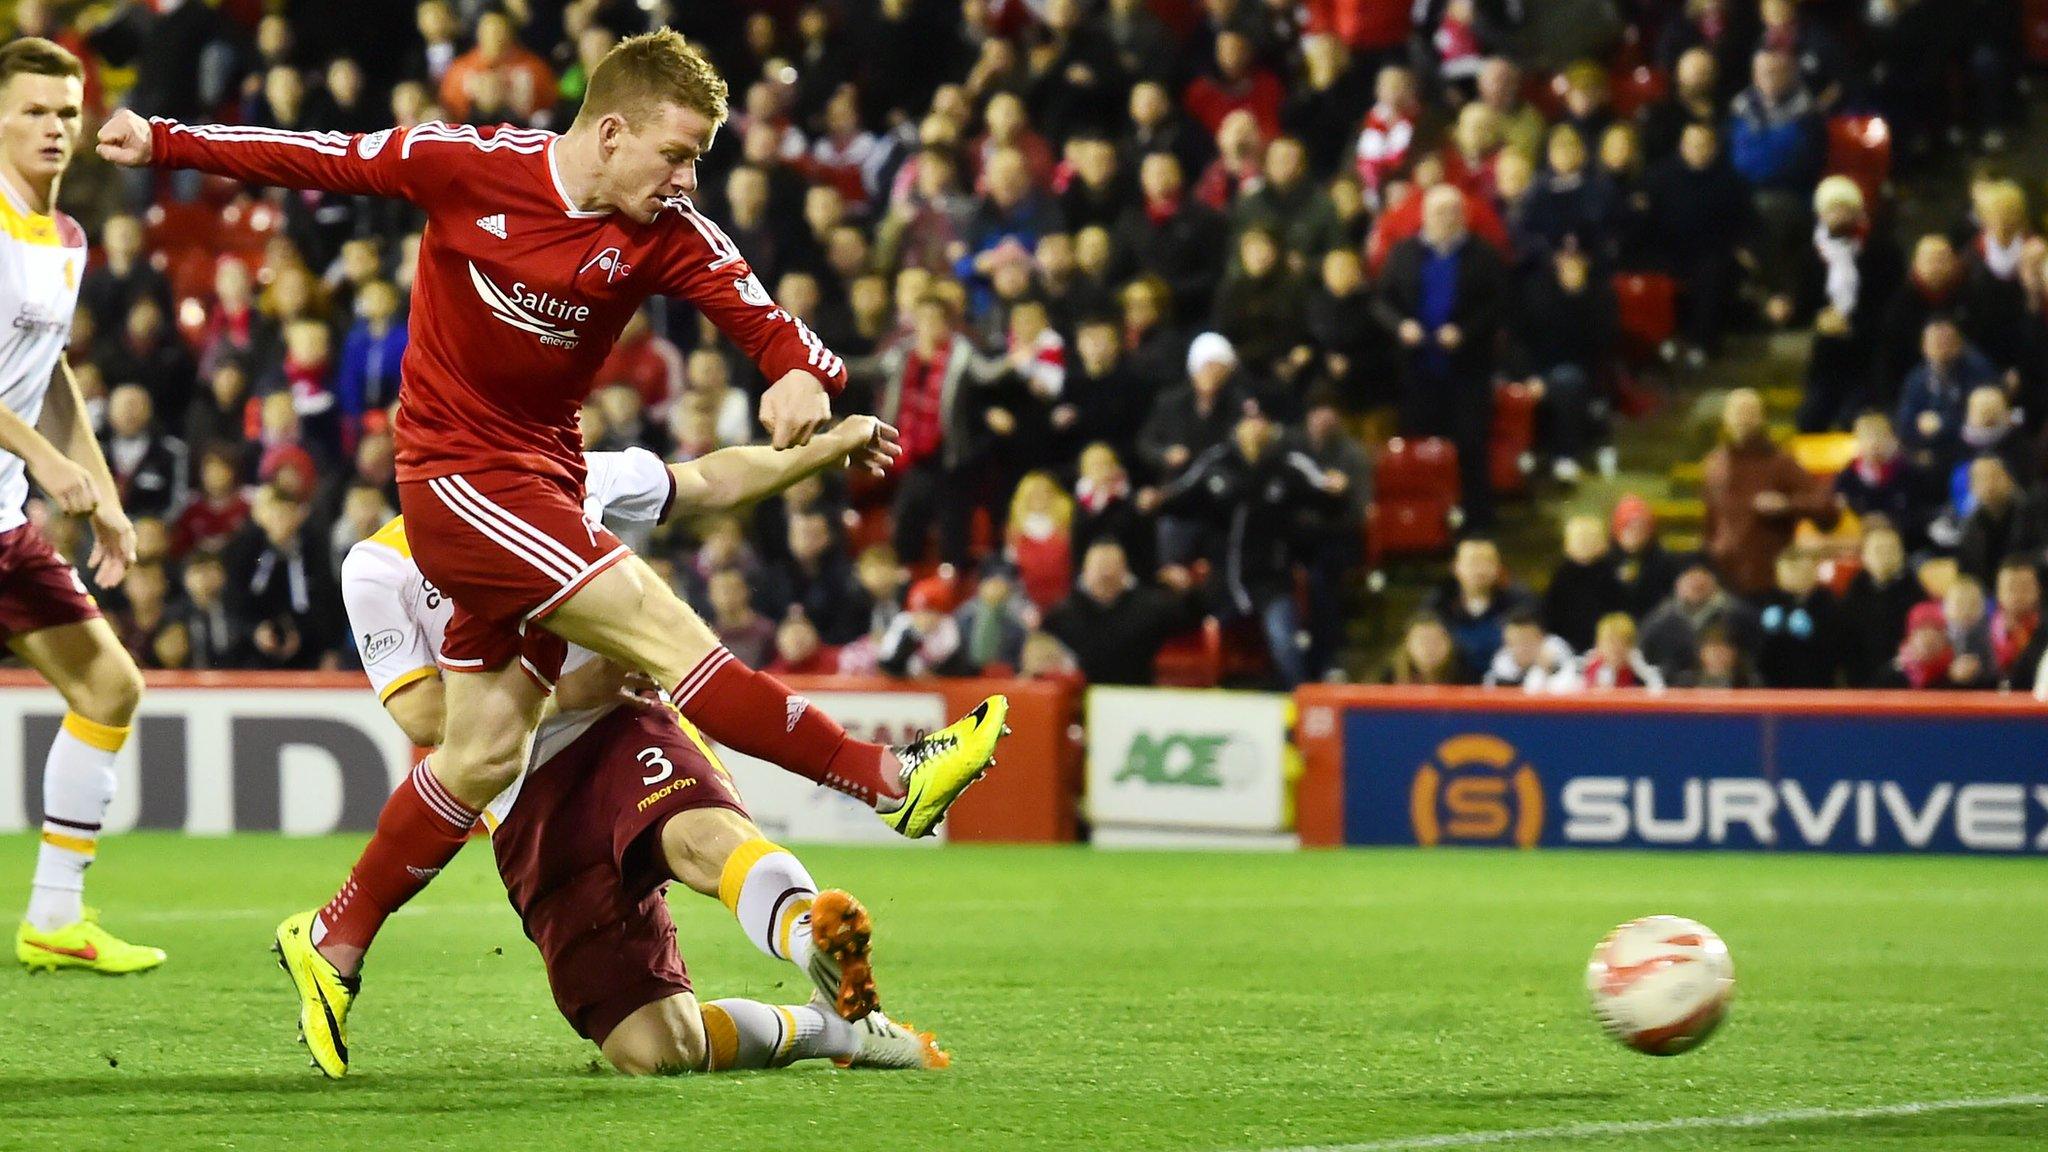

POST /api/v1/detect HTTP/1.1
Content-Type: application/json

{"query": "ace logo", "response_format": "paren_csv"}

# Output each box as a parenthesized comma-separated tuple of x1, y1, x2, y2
(1116, 732, 1229, 788)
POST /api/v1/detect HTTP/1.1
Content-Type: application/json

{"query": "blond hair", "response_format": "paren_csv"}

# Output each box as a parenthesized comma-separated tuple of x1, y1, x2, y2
(1595, 612, 1637, 647)
(1007, 472, 1073, 538)
(577, 28, 728, 129)
(1813, 174, 1865, 217)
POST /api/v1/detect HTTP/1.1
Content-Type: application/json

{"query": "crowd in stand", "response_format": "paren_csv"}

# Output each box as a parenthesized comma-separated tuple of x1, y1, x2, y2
(7, 0, 2036, 690)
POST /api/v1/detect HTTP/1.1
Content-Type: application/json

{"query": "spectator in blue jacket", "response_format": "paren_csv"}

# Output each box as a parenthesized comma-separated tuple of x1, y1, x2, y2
(1729, 49, 1822, 294)
(335, 280, 408, 443)
(1728, 50, 1822, 195)
(1896, 318, 1998, 470)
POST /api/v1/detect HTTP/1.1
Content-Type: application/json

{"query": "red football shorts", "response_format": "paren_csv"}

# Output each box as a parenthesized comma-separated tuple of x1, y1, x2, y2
(398, 470, 630, 687)
(0, 523, 101, 641)
(490, 704, 751, 1045)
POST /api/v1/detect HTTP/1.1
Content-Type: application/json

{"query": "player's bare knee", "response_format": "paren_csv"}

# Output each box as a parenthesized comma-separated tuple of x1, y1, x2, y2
(603, 999, 707, 1075)
(434, 746, 522, 799)
(661, 808, 760, 897)
(78, 652, 144, 727)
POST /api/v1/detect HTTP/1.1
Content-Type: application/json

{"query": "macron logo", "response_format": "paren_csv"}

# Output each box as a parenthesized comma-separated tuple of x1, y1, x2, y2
(476, 213, 507, 239)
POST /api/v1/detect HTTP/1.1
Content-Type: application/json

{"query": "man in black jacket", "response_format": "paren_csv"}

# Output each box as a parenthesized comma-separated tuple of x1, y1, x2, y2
(1510, 248, 1618, 481)
(1113, 152, 1229, 325)
(1045, 540, 1202, 685)
(1050, 316, 1151, 465)
(101, 385, 186, 521)
(1645, 124, 1756, 361)
(1138, 332, 1249, 563)
(222, 484, 340, 670)
(1374, 185, 1509, 527)
(1142, 408, 1347, 686)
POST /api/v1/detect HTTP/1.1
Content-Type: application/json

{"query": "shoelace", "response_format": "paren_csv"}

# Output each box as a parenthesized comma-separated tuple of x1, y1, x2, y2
(893, 731, 960, 787)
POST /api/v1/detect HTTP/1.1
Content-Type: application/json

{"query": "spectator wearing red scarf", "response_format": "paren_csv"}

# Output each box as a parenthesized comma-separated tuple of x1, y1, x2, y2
(1183, 31, 1283, 140)
(1990, 558, 2048, 688)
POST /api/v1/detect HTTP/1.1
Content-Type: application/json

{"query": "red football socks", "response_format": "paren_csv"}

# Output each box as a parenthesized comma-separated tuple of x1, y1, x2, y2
(668, 647, 903, 807)
(314, 760, 478, 972)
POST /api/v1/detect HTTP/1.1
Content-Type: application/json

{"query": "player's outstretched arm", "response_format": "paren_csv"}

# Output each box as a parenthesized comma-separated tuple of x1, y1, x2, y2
(661, 206, 849, 447)
(669, 416, 900, 515)
(98, 107, 435, 203)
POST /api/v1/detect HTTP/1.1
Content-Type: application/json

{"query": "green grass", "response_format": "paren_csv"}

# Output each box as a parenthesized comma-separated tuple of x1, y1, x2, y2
(3, 835, 2045, 1152)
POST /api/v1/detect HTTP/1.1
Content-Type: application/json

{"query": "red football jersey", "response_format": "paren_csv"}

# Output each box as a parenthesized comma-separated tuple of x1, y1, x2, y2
(148, 119, 847, 488)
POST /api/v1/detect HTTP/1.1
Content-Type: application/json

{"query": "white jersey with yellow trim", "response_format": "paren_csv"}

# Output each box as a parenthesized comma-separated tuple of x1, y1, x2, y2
(0, 185, 87, 533)
(339, 447, 676, 828)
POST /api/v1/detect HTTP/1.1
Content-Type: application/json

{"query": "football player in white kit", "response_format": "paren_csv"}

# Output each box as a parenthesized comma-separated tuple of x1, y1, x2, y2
(314, 418, 949, 1077)
(0, 39, 160, 974)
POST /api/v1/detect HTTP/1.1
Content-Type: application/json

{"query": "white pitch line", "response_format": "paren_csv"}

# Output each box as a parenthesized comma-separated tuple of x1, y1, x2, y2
(1257, 1094, 2048, 1152)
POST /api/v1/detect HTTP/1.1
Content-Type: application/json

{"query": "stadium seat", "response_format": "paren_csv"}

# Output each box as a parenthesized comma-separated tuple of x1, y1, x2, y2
(1825, 115, 1892, 208)
(971, 506, 994, 558)
(144, 202, 217, 253)
(1152, 616, 1223, 688)
(1613, 272, 1677, 365)
(1218, 616, 1274, 683)
(1819, 553, 1862, 597)
(1490, 381, 1537, 497)
(1609, 66, 1668, 119)
(217, 200, 282, 259)
(1789, 431, 1856, 478)
(2029, 0, 2048, 64)
(1370, 437, 1460, 559)
(154, 246, 219, 303)
(843, 506, 893, 555)
(174, 296, 209, 353)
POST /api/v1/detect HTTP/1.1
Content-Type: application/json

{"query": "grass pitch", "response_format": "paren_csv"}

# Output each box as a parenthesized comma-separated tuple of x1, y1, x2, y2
(3, 834, 2044, 1152)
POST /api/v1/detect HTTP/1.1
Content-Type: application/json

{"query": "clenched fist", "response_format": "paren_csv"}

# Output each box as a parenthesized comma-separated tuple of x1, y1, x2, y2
(96, 109, 153, 167)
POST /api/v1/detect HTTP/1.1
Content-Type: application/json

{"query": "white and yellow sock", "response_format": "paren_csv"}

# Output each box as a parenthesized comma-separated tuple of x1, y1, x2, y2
(718, 837, 818, 969)
(28, 712, 128, 931)
(699, 998, 856, 1070)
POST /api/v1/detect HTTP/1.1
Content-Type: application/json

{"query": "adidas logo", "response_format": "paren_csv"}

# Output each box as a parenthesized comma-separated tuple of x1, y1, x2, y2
(786, 695, 810, 733)
(476, 213, 507, 239)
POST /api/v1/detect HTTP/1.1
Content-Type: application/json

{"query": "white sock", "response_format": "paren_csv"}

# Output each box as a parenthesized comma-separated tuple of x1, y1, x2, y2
(27, 713, 127, 932)
(718, 839, 817, 969)
(700, 998, 857, 1069)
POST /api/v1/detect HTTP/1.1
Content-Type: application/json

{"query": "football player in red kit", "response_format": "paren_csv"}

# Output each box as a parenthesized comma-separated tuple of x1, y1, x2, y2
(95, 29, 1007, 1076)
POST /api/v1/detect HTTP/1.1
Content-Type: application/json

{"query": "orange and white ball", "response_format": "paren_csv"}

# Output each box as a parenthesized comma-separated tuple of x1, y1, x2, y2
(1585, 915, 1735, 1055)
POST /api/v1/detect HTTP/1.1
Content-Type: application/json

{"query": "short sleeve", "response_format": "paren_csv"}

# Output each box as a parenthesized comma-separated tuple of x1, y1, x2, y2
(342, 541, 439, 702)
(581, 448, 675, 524)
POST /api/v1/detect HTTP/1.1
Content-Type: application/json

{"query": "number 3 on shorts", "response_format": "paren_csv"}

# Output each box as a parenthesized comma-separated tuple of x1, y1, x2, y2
(637, 746, 674, 786)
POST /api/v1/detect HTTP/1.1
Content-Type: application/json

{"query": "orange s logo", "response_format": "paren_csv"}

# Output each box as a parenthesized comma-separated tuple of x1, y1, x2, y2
(1410, 735, 1544, 848)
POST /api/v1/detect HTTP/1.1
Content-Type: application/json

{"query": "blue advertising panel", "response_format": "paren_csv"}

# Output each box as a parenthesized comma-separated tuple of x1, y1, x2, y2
(1342, 707, 2048, 853)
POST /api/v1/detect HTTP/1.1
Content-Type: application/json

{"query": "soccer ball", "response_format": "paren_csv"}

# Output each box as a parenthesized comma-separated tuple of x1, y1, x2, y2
(1585, 915, 1735, 1056)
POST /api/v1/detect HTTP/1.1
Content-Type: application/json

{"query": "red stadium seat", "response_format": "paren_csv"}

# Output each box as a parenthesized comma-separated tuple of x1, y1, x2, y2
(1153, 617, 1223, 688)
(1490, 381, 1538, 497)
(970, 506, 994, 559)
(1370, 437, 1460, 558)
(174, 295, 209, 353)
(2030, 0, 2048, 64)
(1819, 554, 1862, 598)
(217, 199, 282, 259)
(1613, 272, 1677, 365)
(1825, 115, 1892, 209)
(144, 202, 217, 253)
(1609, 66, 1668, 120)
(154, 246, 219, 303)
(843, 506, 893, 555)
